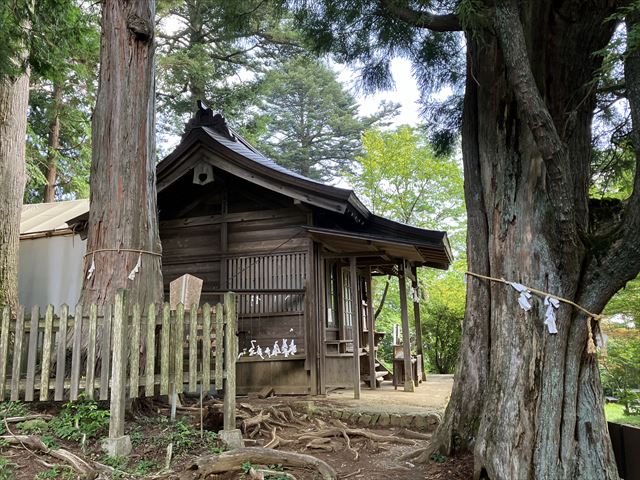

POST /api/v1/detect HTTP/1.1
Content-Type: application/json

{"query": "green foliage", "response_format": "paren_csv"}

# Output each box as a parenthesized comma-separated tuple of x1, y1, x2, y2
(35, 465, 74, 480)
(605, 402, 640, 427)
(421, 268, 465, 374)
(242, 56, 397, 181)
(431, 452, 448, 463)
(16, 418, 48, 436)
(0, 458, 12, 480)
(350, 126, 465, 246)
(156, 0, 302, 149)
(600, 334, 640, 413)
(49, 395, 109, 442)
(605, 276, 640, 322)
(132, 459, 158, 476)
(0, 402, 28, 434)
(152, 420, 218, 454)
(292, 0, 465, 153)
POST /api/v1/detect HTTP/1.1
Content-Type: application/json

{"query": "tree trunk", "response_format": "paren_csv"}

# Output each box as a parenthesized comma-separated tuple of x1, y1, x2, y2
(43, 83, 62, 203)
(431, 3, 636, 479)
(81, 0, 162, 314)
(0, 68, 30, 309)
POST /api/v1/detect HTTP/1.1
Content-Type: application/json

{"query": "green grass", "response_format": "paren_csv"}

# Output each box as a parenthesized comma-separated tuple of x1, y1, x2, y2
(605, 403, 640, 427)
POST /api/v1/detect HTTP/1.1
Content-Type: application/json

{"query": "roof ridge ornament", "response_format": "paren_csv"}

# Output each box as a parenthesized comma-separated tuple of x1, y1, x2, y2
(183, 100, 236, 141)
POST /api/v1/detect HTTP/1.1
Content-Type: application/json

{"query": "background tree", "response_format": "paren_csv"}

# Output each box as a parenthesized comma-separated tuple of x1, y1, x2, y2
(80, 0, 162, 311)
(155, 0, 301, 152)
(25, 4, 100, 203)
(349, 125, 466, 372)
(294, 1, 640, 477)
(242, 56, 398, 180)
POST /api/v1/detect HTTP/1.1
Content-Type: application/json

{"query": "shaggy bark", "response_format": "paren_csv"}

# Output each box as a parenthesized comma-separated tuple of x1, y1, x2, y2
(0, 67, 29, 309)
(423, 2, 637, 479)
(81, 0, 162, 314)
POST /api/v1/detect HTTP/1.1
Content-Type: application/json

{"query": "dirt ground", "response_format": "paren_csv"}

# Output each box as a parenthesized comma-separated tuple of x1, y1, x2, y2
(0, 377, 468, 479)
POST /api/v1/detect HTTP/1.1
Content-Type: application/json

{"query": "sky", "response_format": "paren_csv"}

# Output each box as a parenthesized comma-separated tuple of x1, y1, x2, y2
(338, 58, 423, 128)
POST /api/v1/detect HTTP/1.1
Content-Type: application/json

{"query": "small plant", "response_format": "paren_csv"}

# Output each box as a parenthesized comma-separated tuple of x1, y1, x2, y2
(132, 459, 158, 475)
(128, 426, 143, 447)
(0, 402, 28, 435)
(41, 435, 58, 450)
(50, 395, 109, 442)
(35, 465, 75, 480)
(16, 418, 48, 435)
(154, 420, 197, 453)
(0, 457, 12, 480)
(431, 452, 448, 463)
(101, 455, 128, 470)
(0, 440, 9, 450)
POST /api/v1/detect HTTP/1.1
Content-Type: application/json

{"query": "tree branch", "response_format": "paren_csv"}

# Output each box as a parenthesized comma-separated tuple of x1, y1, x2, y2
(379, 0, 461, 32)
(494, 0, 577, 244)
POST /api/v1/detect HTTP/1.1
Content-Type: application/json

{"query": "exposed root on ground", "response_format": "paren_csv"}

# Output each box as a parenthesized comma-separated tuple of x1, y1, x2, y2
(177, 447, 337, 480)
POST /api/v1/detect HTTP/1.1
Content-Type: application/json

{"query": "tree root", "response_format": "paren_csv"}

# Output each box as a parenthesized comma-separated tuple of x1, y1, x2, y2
(0, 435, 99, 477)
(178, 446, 337, 480)
(299, 427, 416, 445)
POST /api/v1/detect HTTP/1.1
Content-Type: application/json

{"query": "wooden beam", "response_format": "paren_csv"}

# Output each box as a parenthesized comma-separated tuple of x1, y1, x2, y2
(411, 265, 426, 381)
(366, 267, 377, 389)
(350, 257, 361, 399)
(220, 188, 228, 290)
(398, 263, 415, 392)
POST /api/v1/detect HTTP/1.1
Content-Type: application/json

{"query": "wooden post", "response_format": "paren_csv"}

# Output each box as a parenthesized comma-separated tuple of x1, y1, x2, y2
(220, 292, 243, 448)
(366, 267, 377, 389)
(104, 289, 132, 456)
(350, 257, 361, 399)
(398, 263, 415, 392)
(411, 265, 426, 382)
(223, 292, 237, 431)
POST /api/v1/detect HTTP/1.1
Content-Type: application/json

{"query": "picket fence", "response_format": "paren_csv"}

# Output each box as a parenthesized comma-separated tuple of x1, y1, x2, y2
(0, 291, 237, 404)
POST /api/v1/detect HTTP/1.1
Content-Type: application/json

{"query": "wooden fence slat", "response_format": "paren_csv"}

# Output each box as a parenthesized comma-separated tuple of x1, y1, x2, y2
(223, 293, 237, 431)
(202, 304, 211, 392)
(100, 304, 112, 401)
(189, 304, 197, 392)
(0, 307, 10, 400)
(215, 303, 224, 388)
(54, 304, 69, 401)
(160, 303, 170, 395)
(175, 303, 184, 394)
(39, 305, 54, 401)
(129, 302, 141, 398)
(145, 304, 156, 397)
(109, 290, 127, 440)
(86, 303, 97, 399)
(70, 304, 83, 400)
(25, 305, 39, 401)
(10, 307, 25, 401)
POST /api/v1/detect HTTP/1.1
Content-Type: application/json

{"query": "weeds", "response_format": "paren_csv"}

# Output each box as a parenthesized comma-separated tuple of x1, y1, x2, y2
(49, 395, 109, 442)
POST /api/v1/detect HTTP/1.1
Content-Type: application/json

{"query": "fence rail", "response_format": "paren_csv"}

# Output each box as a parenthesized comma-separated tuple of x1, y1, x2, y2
(0, 292, 236, 403)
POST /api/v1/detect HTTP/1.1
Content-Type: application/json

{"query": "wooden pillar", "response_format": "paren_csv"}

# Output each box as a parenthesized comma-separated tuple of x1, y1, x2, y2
(398, 263, 415, 392)
(366, 267, 377, 389)
(350, 257, 361, 399)
(219, 189, 228, 293)
(411, 265, 426, 381)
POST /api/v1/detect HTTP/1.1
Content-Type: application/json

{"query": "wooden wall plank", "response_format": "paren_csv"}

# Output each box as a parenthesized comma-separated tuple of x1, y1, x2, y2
(24, 305, 39, 401)
(85, 304, 98, 399)
(54, 304, 69, 401)
(39, 305, 54, 401)
(202, 304, 211, 392)
(129, 303, 141, 398)
(188, 303, 197, 392)
(100, 304, 112, 401)
(145, 305, 156, 397)
(10, 307, 25, 401)
(160, 303, 170, 395)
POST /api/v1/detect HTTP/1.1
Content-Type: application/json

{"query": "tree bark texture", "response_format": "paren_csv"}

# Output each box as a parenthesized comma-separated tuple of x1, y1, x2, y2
(44, 83, 62, 203)
(0, 69, 30, 309)
(81, 0, 162, 314)
(431, 3, 638, 479)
